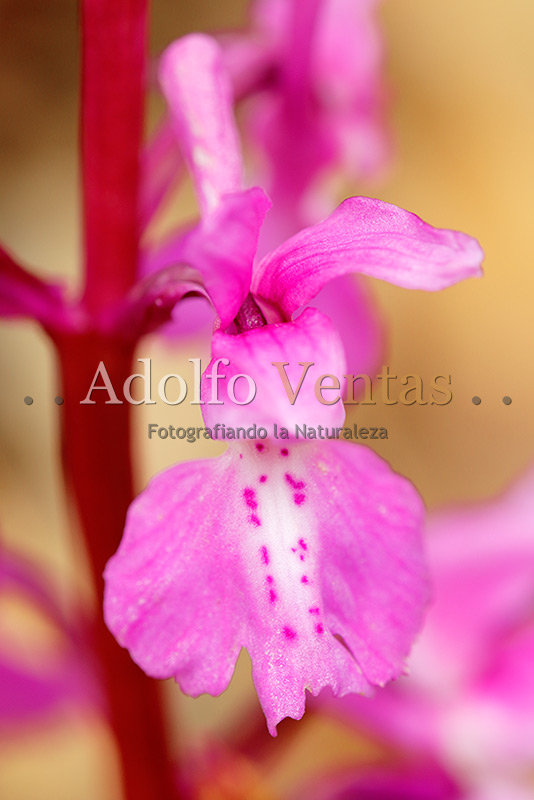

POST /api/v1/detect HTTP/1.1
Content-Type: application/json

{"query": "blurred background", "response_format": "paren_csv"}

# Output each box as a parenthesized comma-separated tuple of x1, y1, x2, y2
(0, 0, 533, 797)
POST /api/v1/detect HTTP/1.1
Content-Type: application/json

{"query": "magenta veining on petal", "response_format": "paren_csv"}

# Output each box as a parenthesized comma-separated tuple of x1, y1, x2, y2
(283, 626, 297, 640)
(285, 473, 306, 490)
(243, 487, 258, 509)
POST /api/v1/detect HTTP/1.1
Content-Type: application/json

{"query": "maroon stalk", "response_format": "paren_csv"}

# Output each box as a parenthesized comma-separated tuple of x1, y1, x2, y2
(81, 0, 146, 315)
(52, 2, 178, 798)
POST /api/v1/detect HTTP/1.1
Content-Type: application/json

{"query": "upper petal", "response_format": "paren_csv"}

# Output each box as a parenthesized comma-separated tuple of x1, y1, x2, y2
(253, 196, 484, 317)
(122, 188, 270, 335)
(159, 34, 244, 216)
(104, 439, 427, 735)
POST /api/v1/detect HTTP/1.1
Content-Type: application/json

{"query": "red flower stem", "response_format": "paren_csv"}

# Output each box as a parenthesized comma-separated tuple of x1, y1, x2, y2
(56, 334, 177, 800)
(52, 2, 179, 798)
(81, 0, 146, 315)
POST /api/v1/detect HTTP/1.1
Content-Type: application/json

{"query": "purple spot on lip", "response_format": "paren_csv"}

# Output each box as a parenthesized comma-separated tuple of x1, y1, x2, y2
(283, 626, 297, 640)
(285, 473, 306, 491)
(250, 514, 261, 527)
(309, 606, 320, 614)
(301, 576, 309, 584)
(294, 493, 306, 506)
(259, 475, 267, 483)
(316, 623, 324, 634)
(266, 575, 273, 584)
(260, 545, 269, 565)
(256, 443, 265, 452)
(299, 554, 305, 561)
(281, 448, 289, 457)
(269, 589, 277, 603)
(291, 547, 297, 553)
(298, 538, 307, 550)
(244, 487, 258, 509)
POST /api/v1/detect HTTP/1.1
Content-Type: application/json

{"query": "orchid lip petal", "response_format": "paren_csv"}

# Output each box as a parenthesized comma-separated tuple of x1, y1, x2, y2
(104, 439, 428, 735)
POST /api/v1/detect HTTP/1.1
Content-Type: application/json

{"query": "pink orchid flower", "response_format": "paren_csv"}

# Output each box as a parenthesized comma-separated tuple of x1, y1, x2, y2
(143, 0, 388, 372)
(149, 0, 387, 235)
(235, 0, 387, 384)
(302, 761, 463, 800)
(104, 34, 483, 735)
(221, 0, 388, 223)
(323, 468, 534, 798)
(225, 0, 389, 378)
